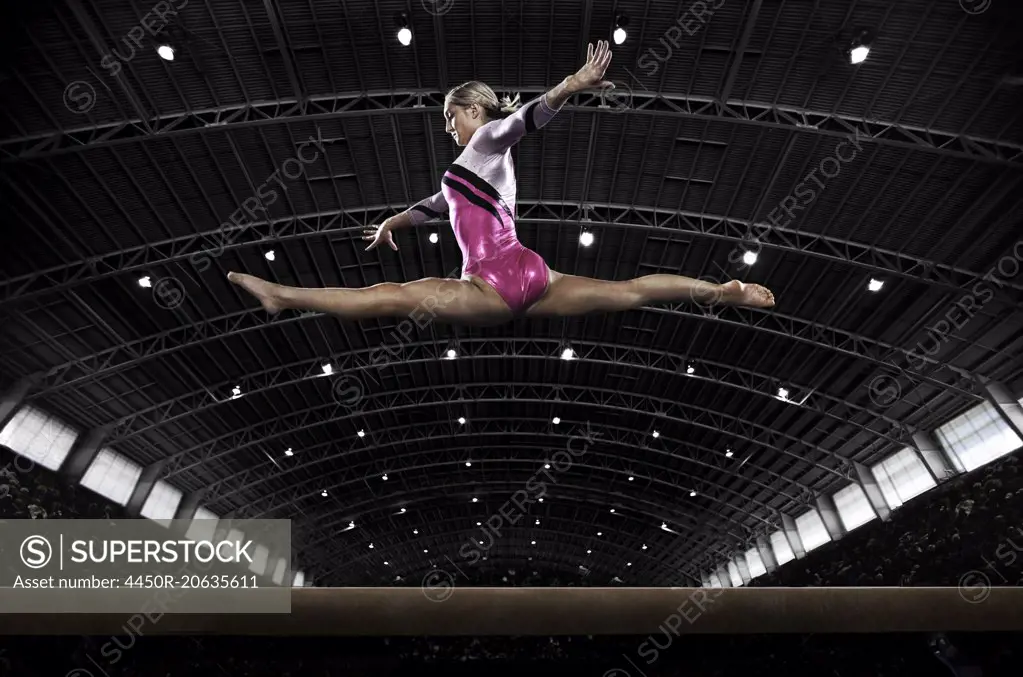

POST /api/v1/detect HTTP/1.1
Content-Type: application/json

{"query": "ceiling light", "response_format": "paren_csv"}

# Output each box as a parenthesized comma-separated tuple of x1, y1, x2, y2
(395, 13, 412, 46)
(231, 385, 242, 399)
(477, 522, 482, 526)
(725, 449, 733, 458)
(597, 532, 602, 536)
(544, 463, 551, 470)
(535, 519, 540, 525)
(458, 416, 466, 425)
(627, 562, 632, 567)
(868, 278, 884, 292)
(846, 28, 874, 64)
(552, 416, 561, 424)
(642, 544, 647, 550)
(742, 250, 758, 265)
(531, 540, 536, 545)
(382, 473, 388, 481)
(384, 561, 389, 565)
(348, 521, 355, 529)
(264, 250, 275, 261)
(399, 508, 406, 513)
(429, 232, 439, 244)
(538, 497, 544, 503)
(561, 348, 575, 360)
(284, 448, 293, 457)
(368, 543, 374, 549)
(472, 497, 478, 503)
(413, 529, 419, 534)
(587, 549, 592, 554)
(610, 509, 615, 513)
(320, 490, 328, 497)
(321, 363, 333, 375)
(777, 387, 789, 400)
(446, 348, 457, 359)
(652, 431, 660, 439)
(357, 430, 366, 438)
(689, 490, 697, 497)
(579, 231, 594, 247)
(157, 45, 175, 61)
(137, 276, 152, 288)
(613, 15, 628, 45)
(423, 548, 428, 553)
(686, 365, 695, 375)
(465, 461, 472, 467)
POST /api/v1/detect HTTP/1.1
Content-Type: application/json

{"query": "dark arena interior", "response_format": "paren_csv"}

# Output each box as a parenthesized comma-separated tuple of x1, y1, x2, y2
(2, 0, 1023, 674)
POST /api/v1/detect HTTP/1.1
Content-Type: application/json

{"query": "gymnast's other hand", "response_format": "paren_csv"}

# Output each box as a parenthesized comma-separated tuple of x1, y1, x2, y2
(567, 39, 615, 92)
(363, 221, 398, 252)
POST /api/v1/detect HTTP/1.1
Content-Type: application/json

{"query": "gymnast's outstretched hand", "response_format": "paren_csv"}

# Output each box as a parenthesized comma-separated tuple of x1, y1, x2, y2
(568, 39, 615, 92)
(363, 221, 398, 252)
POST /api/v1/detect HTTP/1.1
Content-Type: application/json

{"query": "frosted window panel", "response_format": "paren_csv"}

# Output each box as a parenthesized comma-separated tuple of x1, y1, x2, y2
(141, 481, 183, 527)
(727, 561, 744, 587)
(0, 405, 77, 470)
(936, 402, 1022, 472)
(796, 509, 831, 552)
(770, 530, 795, 565)
(833, 483, 876, 533)
(746, 548, 767, 578)
(872, 447, 936, 510)
(701, 574, 712, 588)
(708, 572, 723, 588)
(185, 509, 219, 542)
(293, 571, 305, 587)
(272, 559, 287, 585)
(248, 544, 270, 575)
(80, 449, 142, 506)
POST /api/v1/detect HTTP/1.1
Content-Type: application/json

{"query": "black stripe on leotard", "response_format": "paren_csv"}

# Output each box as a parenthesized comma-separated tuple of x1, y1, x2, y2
(446, 163, 515, 222)
(441, 175, 505, 225)
(411, 205, 444, 219)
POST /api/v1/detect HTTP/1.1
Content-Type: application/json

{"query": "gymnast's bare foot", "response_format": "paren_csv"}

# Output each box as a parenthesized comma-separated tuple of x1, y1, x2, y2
(719, 280, 775, 308)
(227, 272, 284, 314)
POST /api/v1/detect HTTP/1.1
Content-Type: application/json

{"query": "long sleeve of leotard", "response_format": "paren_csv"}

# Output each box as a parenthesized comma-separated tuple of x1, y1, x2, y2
(405, 191, 449, 225)
(472, 93, 564, 154)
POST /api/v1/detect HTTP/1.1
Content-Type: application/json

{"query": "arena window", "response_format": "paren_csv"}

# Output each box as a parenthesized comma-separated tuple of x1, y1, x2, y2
(248, 543, 270, 575)
(271, 558, 288, 585)
(293, 571, 306, 587)
(0, 404, 77, 470)
(832, 483, 876, 533)
(872, 446, 936, 509)
(140, 480, 183, 527)
(769, 529, 795, 565)
(80, 448, 142, 506)
(184, 507, 219, 541)
(745, 547, 767, 578)
(727, 560, 744, 587)
(795, 509, 830, 552)
(935, 401, 1023, 472)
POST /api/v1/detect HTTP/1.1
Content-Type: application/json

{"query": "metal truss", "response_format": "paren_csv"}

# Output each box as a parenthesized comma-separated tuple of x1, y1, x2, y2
(211, 436, 786, 529)
(3, 88, 1020, 165)
(102, 339, 911, 453)
(313, 522, 694, 587)
(7, 201, 1023, 308)
(290, 481, 744, 582)
(29, 286, 985, 409)
(315, 525, 693, 587)
(158, 382, 854, 498)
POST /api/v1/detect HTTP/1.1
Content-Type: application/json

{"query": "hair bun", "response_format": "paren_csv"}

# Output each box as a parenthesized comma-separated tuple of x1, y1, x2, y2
(499, 92, 522, 113)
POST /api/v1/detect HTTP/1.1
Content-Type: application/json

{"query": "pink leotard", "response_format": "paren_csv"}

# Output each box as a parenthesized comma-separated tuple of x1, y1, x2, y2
(405, 93, 564, 315)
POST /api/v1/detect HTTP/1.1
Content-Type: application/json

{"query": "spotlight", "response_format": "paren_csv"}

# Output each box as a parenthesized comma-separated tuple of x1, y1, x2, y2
(641, 544, 648, 550)
(465, 461, 472, 467)
(846, 28, 874, 65)
(725, 449, 733, 458)
(157, 45, 175, 61)
(395, 13, 412, 46)
(284, 448, 293, 457)
(613, 15, 629, 45)
(382, 473, 388, 481)
(320, 490, 328, 497)
(357, 430, 366, 438)
(689, 490, 697, 497)
(628, 476, 634, 481)
(552, 417, 561, 424)
(777, 387, 789, 400)
(535, 519, 540, 525)
(384, 561, 389, 565)
(446, 348, 457, 359)
(610, 509, 615, 514)
(868, 278, 884, 292)
(531, 540, 536, 545)
(399, 508, 406, 513)
(231, 385, 242, 398)
(597, 532, 602, 536)
(429, 232, 439, 244)
(544, 463, 551, 470)
(652, 431, 660, 439)
(264, 250, 275, 261)
(742, 250, 758, 265)
(321, 363, 333, 375)
(458, 416, 466, 425)
(686, 364, 695, 375)
(413, 529, 418, 534)
(138, 276, 152, 288)
(579, 231, 594, 247)
(368, 543, 374, 549)
(561, 348, 575, 360)
(472, 497, 478, 503)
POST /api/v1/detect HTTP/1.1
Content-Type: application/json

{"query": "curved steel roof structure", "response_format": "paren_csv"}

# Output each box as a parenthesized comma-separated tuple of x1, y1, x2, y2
(1, 0, 1021, 585)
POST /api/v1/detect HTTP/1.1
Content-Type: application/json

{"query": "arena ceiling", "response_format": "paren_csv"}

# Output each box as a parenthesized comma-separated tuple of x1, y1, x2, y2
(1, 0, 1022, 586)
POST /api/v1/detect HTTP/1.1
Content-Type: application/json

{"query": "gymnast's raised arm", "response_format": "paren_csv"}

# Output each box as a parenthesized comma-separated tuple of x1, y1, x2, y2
(473, 40, 616, 154)
(363, 191, 448, 251)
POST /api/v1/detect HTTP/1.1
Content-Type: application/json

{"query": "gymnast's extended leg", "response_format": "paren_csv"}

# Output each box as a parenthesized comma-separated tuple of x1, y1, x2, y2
(227, 272, 514, 326)
(525, 271, 774, 317)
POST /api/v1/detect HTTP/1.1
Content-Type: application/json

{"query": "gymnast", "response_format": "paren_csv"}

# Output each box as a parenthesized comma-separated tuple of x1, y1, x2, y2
(228, 40, 775, 326)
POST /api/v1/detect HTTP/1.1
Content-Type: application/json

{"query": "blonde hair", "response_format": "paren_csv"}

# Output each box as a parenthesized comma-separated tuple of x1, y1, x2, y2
(446, 81, 521, 120)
